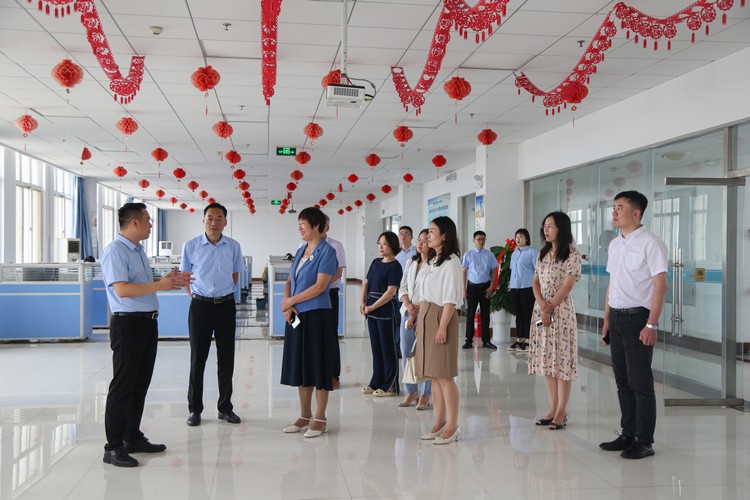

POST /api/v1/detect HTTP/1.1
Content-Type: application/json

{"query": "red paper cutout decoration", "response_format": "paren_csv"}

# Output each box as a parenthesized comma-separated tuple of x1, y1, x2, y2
(303, 122, 323, 143)
(432, 155, 447, 170)
(225, 150, 242, 168)
(347, 174, 359, 184)
(354, 200, 363, 208)
(173, 168, 186, 182)
(191, 65, 221, 93)
(326, 192, 335, 201)
(152, 147, 168, 164)
(199, 190, 208, 199)
(116, 117, 138, 136)
(403, 173, 414, 184)
(290, 170, 304, 182)
(52, 58, 83, 93)
(233, 169, 246, 180)
(477, 129, 498, 146)
(381, 184, 392, 195)
(286, 182, 297, 191)
(213, 121, 234, 139)
(321, 69, 341, 88)
(137, 179, 150, 190)
(238, 181, 250, 191)
(16, 114, 38, 137)
(180, 203, 188, 210)
(444, 76, 472, 101)
(393, 126, 413, 147)
(155, 189, 165, 199)
(170, 197, 178, 205)
(33, 0, 146, 103)
(187, 180, 199, 192)
(366, 193, 376, 203)
(207, 197, 216, 204)
(80, 147, 92, 165)
(261, 0, 283, 105)
(365, 153, 381, 171)
(113, 166, 127, 178)
(296, 151, 311, 165)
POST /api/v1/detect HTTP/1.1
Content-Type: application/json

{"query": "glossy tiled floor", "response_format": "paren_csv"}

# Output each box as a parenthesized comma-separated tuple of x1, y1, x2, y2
(1, 286, 749, 499)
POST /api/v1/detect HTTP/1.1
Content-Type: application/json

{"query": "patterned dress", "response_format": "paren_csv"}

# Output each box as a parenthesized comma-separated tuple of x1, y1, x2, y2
(528, 246, 582, 381)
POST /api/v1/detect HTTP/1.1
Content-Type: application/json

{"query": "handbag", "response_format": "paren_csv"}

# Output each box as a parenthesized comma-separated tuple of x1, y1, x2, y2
(402, 338, 426, 385)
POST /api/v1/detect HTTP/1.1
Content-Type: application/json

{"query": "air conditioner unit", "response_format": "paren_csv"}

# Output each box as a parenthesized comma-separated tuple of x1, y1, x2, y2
(58, 238, 81, 262)
(326, 83, 366, 108)
(158, 241, 173, 257)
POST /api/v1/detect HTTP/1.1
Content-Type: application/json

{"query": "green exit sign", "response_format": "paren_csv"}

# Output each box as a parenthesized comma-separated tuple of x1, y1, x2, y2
(271, 200, 282, 206)
(276, 147, 296, 156)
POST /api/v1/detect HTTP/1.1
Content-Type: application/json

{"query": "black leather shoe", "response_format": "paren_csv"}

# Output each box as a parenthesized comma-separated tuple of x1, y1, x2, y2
(482, 342, 498, 350)
(123, 437, 166, 454)
(621, 442, 654, 459)
(599, 434, 633, 451)
(103, 448, 139, 467)
(218, 410, 241, 424)
(186, 412, 201, 426)
(462, 340, 473, 349)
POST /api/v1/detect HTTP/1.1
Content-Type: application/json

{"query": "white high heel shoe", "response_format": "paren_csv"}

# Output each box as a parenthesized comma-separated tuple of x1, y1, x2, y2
(420, 424, 446, 440)
(433, 427, 461, 445)
(283, 416, 310, 433)
(303, 418, 328, 438)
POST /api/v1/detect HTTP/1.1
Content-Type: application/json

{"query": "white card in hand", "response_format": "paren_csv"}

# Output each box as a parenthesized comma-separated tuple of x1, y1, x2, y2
(291, 315, 301, 328)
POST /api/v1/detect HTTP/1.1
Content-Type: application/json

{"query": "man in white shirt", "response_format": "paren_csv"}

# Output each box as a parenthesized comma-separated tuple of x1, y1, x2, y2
(599, 191, 667, 460)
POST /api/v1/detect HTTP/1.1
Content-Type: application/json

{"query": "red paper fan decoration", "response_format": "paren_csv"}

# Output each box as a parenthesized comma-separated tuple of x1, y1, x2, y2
(393, 126, 413, 147)
(347, 173, 359, 184)
(326, 192, 335, 201)
(151, 147, 168, 164)
(354, 200, 363, 208)
(403, 173, 414, 184)
(52, 59, 83, 93)
(295, 151, 311, 165)
(213, 121, 233, 139)
(138, 179, 150, 190)
(233, 169, 246, 180)
(381, 184, 392, 195)
(199, 190, 208, 199)
(303, 122, 323, 143)
(80, 147, 92, 165)
(180, 203, 188, 210)
(207, 197, 216, 204)
(432, 155, 447, 168)
(191, 65, 221, 93)
(290, 170, 304, 182)
(170, 197, 178, 205)
(477, 129, 498, 146)
(116, 117, 138, 136)
(155, 189, 165, 199)
(15, 114, 38, 137)
(444, 76, 472, 101)
(187, 180, 199, 192)
(173, 168, 186, 181)
(113, 166, 127, 178)
(321, 69, 341, 88)
(366, 193, 376, 203)
(365, 153, 381, 171)
(338, 209, 344, 215)
(287, 182, 297, 191)
(345, 206, 352, 212)
(238, 181, 250, 191)
(560, 81, 588, 111)
(225, 150, 241, 167)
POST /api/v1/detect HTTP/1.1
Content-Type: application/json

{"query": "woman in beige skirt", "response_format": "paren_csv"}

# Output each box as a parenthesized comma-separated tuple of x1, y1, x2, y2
(414, 216, 463, 444)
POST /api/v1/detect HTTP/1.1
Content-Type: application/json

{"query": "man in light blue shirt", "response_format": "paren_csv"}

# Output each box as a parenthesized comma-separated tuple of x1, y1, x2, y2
(461, 231, 499, 350)
(395, 226, 416, 271)
(181, 203, 243, 427)
(100, 203, 192, 467)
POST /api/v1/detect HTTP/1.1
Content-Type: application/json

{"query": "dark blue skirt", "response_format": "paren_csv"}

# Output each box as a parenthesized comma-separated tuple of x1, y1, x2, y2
(280, 308, 336, 391)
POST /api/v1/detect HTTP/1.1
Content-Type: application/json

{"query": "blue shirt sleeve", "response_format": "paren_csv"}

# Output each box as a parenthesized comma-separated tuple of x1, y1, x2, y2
(179, 241, 192, 273)
(232, 240, 243, 273)
(102, 244, 130, 286)
(461, 251, 471, 268)
(489, 251, 499, 270)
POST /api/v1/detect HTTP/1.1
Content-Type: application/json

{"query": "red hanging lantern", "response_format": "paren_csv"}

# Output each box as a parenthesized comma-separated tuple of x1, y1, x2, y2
(170, 197, 178, 205)
(238, 181, 250, 191)
(337, 183, 343, 193)
(354, 200, 363, 208)
(338, 209, 344, 215)
(321, 69, 341, 88)
(290, 170, 304, 182)
(80, 147, 92, 165)
(199, 190, 209, 199)
(319, 199, 328, 207)
(381, 184, 392, 195)
(151, 147, 168, 164)
(403, 173, 414, 184)
(296, 151, 311, 165)
(287, 182, 297, 191)
(173, 168, 187, 182)
(246, 198, 255, 206)
(191, 65, 221, 93)
(187, 180, 199, 192)
(189, 208, 195, 213)
(52, 59, 83, 93)
(113, 166, 127, 178)
(155, 189, 166, 199)
(303, 122, 323, 143)
(15, 114, 38, 137)
(233, 169, 246, 180)
(365, 153, 381, 171)
(347, 173, 359, 184)
(444, 76, 472, 101)
(180, 203, 188, 210)
(213, 121, 233, 139)
(326, 192, 335, 201)
(345, 205, 353, 212)
(560, 81, 589, 111)
(207, 197, 216, 204)
(393, 125, 413, 147)
(225, 150, 241, 167)
(250, 208, 256, 214)
(314, 204, 320, 209)
(366, 193, 376, 203)
(116, 117, 138, 136)
(432, 155, 447, 169)
(242, 191, 251, 199)
(477, 129, 498, 146)
(138, 179, 150, 190)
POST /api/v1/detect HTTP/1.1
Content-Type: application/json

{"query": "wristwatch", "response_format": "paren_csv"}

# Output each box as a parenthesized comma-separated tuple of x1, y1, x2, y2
(645, 323, 658, 331)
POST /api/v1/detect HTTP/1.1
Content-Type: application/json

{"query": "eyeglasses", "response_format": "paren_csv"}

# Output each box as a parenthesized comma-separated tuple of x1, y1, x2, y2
(541, 225, 556, 230)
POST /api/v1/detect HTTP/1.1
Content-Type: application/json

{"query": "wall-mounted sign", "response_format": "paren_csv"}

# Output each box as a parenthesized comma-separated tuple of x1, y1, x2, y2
(427, 193, 450, 225)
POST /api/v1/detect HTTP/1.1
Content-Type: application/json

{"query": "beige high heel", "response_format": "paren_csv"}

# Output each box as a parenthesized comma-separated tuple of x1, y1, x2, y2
(433, 428, 461, 445)
(420, 423, 446, 440)
(283, 416, 311, 433)
(303, 418, 328, 438)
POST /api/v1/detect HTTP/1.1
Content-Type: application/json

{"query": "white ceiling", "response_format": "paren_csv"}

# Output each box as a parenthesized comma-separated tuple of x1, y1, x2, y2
(1, 0, 748, 212)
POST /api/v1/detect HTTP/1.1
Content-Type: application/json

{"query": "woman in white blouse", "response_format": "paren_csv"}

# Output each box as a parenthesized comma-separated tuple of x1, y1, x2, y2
(414, 217, 463, 444)
(398, 229, 434, 409)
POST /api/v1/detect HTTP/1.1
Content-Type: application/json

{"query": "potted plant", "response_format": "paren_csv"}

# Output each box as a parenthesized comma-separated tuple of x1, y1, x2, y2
(490, 238, 517, 337)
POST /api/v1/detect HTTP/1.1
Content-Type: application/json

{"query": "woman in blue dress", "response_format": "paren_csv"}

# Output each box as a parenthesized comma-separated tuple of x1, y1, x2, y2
(280, 207, 338, 438)
(360, 231, 404, 397)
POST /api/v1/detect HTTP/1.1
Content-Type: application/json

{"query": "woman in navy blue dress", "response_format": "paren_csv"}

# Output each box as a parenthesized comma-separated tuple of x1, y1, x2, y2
(360, 231, 404, 397)
(280, 207, 338, 438)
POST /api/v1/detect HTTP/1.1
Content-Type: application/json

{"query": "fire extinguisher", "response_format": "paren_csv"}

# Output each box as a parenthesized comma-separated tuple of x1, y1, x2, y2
(474, 311, 482, 338)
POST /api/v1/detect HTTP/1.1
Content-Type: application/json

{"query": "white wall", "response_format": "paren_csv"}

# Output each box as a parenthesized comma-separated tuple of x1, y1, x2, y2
(0, 149, 14, 263)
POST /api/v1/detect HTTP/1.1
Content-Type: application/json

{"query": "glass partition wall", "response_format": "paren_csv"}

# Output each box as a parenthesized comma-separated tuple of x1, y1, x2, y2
(527, 123, 748, 407)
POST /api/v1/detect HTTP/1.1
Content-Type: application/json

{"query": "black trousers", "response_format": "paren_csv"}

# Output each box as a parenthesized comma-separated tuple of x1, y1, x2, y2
(329, 288, 341, 379)
(188, 298, 237, 414)
(367, 316, 400, 394)
(510, 287, 535, 340)
(610, 307, 656, 444)
(465, 281, 491, 342)
(105, 315, 158, 450)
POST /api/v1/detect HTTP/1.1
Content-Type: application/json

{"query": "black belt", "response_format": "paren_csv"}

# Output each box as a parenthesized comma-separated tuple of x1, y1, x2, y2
(468, 281, 491, 287)
(112, 311, 158, 319)
(610, 307, 649, 316)
(192, 293, 234, 304)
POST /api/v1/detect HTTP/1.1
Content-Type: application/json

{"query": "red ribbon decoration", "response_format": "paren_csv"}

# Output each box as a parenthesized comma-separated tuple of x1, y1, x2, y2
(31, 1, 146, 104)
(390, 0, 510, 115)
(515, 0, 743, 114)
(261, 0, 283, 105)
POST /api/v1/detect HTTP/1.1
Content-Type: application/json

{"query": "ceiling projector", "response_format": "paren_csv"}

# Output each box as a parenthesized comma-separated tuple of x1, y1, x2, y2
(326, 83, 368, 108)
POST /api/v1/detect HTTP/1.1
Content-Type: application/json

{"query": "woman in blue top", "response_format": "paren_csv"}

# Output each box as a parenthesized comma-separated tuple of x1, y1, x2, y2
(280, 207, 338, 438)
(509, 228, 538, 352)
(360, 231, 404, 397)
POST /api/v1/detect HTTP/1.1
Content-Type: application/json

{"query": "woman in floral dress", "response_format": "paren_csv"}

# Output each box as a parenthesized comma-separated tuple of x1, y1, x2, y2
(528, 211, 582, 430)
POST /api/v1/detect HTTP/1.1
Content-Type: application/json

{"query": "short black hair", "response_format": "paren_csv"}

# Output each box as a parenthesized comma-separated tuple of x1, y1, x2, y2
(118, 202, 147, 230)
(204, 202, 227, 217)
(614, 190, 649, 219)
(83, 256, 95, 263)
(298, 207, 326, 234)
(379, 231, 401, 256)
(515, 228, 531, 246)
(398, 226, 413, 236)
(473, 231, 486, 239)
